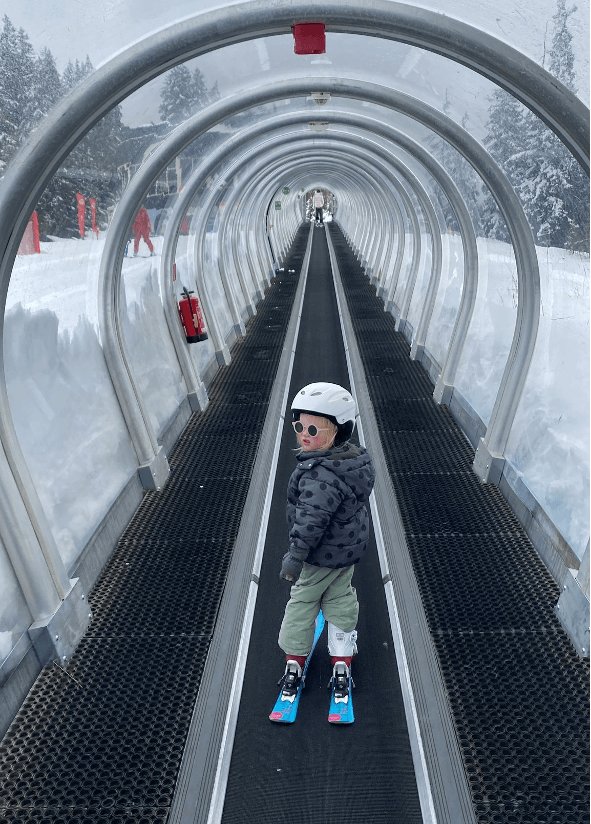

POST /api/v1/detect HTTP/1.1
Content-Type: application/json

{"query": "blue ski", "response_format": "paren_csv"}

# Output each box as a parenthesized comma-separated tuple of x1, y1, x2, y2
(269, 611, 325, 723)
(328, 665, 355, 724)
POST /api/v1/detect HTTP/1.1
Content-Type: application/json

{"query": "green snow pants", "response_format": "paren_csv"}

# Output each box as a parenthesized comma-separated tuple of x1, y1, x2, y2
(278, 562, 358, 656)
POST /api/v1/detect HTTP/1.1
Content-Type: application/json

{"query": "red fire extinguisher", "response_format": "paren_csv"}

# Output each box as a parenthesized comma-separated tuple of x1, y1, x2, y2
(178, 287, 208, 343)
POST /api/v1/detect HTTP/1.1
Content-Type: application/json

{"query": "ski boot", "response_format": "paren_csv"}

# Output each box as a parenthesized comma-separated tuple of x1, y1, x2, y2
(327, 623, 357, 660)
(278, 660, 303, 703)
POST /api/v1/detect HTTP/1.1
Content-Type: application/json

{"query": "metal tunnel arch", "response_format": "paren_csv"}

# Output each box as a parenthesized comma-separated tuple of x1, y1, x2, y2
(165, 120, 473, 464)
(91, 77, 541, 494)
(0, 2, 587, 663)
(0, 76, 546, 626)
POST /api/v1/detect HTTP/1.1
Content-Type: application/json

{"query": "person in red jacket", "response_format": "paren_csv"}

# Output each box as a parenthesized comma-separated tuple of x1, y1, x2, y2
(132, 206, 154, 256)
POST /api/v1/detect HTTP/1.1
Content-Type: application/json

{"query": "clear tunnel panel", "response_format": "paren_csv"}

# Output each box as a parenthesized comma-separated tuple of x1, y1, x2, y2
(505, 246, 590, 557)
(0, 0, 588, 686)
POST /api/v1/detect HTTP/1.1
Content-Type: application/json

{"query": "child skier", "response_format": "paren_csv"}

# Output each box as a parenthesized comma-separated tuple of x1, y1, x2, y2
(277, 382, 375, 705)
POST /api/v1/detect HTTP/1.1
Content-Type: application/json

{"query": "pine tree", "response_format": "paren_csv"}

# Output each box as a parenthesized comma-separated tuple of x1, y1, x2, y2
(516, 0, 588, 249)
(548, 0, 577, 88)
(208, 80, 220, 105)
(31, 48, 63, 126)
(548, 0, 589, 251)
(62, 59, 82, 92)
(192, 67, 212, 109)
(0, 15, 20, 171)
(480, 89, 527, 241)
(15, 26, 37, 138)
(40, 54, 123, 236)
(159, 64, 220, 128)
(159, 65, 195, 126)
(426, 97, 482, 234)
(0, 16, 36, 172)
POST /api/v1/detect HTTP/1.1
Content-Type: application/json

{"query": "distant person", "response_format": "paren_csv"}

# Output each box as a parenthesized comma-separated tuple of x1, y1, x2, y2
(132, 206, 154, 256)
(276, 382, 375, 705)
(313, 189, 324, 225)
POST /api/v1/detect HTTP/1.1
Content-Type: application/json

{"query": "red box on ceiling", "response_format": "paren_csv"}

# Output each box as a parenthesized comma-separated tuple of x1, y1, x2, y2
(292, 22, 326, 55)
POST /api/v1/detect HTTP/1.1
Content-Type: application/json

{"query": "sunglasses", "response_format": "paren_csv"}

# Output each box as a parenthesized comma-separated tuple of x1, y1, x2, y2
(292, 421, 333, 437)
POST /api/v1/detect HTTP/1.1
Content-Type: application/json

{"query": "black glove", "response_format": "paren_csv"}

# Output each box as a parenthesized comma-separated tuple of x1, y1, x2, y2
(279, 552, 304, 582)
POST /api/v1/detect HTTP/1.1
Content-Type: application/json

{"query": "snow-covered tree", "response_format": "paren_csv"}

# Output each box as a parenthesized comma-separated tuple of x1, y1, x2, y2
(192, 67, 215, 108)
(159, 65, 195, 126)
(159, 64, 220, 126)
(516, 0, 588, 249)
(208, 80, 220, 105)
(480, 89, 527, 242)
(545, 0, 588, 251)
(40, 55, 123, 236)
(0, 16, 36, 172)
(62, 57, 93, 93)
(0, 18, 123, 236)
(548, 0, 577, 89)
(426, 97, 483, 234)
(31, 48, 63, 126)
(479, 0, 588, 250)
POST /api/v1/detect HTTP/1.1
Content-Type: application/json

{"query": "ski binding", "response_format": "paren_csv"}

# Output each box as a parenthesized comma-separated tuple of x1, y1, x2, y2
(328, 662, 355, 724)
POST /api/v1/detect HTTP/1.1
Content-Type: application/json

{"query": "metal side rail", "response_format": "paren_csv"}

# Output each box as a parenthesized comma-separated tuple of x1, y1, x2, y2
(327, 222, 590, 824)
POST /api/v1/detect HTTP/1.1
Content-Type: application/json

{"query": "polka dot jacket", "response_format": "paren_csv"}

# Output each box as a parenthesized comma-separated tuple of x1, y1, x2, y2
(286, 443, 376, 569)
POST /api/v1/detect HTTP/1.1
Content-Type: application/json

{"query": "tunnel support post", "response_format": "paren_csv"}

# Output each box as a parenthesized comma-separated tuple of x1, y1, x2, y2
(98, 226, 171, 492)
(217, 181, 256, 321)
(554, 538, 590, 657)
(159, 222, 209, 414)
(0, 442, 91, 669)
(409, 188, 443, 363)
(381, 195, 405, 305)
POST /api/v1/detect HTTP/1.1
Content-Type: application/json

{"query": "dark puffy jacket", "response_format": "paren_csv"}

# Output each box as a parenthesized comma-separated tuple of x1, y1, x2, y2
(286, 443, 375, 569)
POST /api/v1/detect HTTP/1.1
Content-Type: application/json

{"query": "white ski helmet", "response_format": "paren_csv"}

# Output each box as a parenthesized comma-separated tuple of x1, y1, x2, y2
(291, 382, 356, 425)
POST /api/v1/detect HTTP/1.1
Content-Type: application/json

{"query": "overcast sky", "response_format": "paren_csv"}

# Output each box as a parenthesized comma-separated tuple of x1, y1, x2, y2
(2, 0, 588, 128)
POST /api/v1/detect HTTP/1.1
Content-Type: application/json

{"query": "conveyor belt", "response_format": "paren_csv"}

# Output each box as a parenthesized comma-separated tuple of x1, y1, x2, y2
(221, 224, 422, 823)
(0, 228, 308, 823)
(328, 223, 590, 824)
